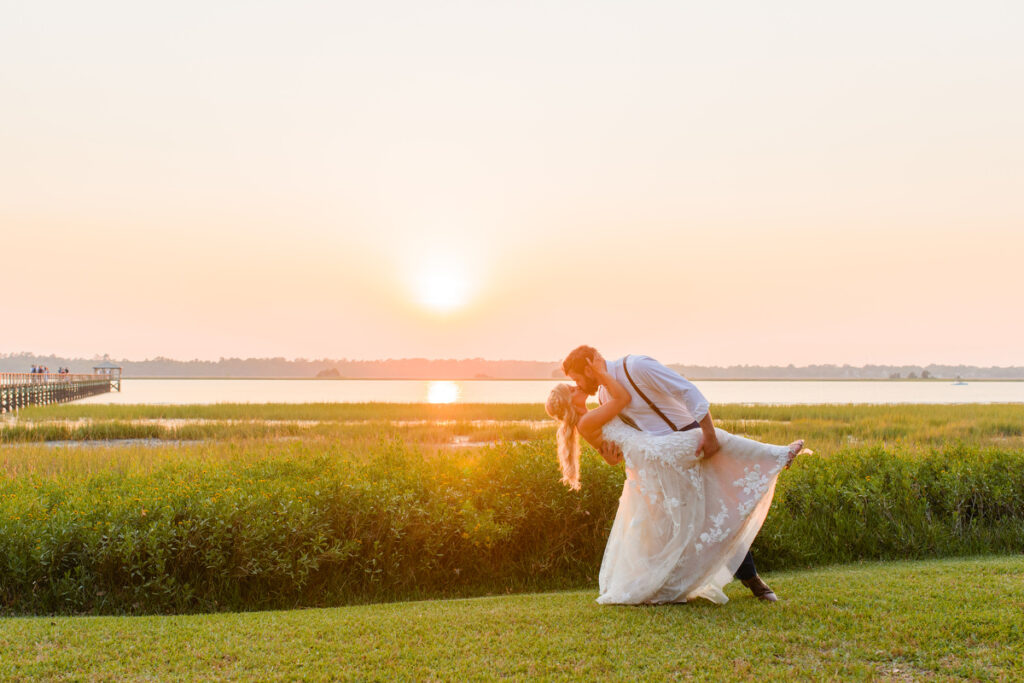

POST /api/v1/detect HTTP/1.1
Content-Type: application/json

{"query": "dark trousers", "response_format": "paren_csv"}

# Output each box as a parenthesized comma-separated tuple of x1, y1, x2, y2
(734, 551, 757, 581)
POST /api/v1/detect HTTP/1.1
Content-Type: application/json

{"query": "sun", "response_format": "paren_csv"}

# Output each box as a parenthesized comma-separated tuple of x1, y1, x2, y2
(416, 263, 469, 313)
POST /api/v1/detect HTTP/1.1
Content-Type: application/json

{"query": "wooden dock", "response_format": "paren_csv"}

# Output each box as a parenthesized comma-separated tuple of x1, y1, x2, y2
(0, 373, 119, 414)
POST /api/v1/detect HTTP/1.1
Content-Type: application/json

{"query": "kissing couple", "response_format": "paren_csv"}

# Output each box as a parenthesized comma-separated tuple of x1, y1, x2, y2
(546, 346, 805, 605)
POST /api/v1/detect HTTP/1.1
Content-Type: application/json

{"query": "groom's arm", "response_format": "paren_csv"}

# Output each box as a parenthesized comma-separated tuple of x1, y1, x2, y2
(698, 411, 720, 457)
(631, 357, 711, 422)
(633, 357, 720, 457)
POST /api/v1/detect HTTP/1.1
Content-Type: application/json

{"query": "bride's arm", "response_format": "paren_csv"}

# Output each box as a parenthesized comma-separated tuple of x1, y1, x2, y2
(577, 431, 622, 466)
(577, 358, 631, 449)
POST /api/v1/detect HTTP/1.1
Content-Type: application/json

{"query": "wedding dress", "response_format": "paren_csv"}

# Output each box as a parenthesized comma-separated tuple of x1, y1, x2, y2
(596, 420, 791, 605)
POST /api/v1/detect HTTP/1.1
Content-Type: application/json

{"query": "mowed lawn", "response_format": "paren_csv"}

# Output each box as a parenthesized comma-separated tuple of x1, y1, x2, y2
(1, 556, 1021, 681)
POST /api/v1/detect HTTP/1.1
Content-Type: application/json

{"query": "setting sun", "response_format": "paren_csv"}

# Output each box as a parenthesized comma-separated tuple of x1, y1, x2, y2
(416, 263, 469, 313)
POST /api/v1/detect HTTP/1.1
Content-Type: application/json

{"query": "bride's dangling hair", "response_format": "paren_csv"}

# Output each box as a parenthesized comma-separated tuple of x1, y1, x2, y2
(545, 383, 581, 490)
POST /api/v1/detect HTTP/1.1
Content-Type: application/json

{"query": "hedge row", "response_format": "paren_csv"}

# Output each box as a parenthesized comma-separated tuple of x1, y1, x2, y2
(1, 440, 1021, 614)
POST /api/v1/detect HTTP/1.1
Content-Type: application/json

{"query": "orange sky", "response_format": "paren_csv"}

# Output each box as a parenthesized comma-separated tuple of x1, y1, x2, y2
(2, 2, 1022, 365)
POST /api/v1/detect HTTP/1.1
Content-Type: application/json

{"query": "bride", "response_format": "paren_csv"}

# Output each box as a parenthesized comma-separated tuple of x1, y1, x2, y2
(545, 358, 803, 605)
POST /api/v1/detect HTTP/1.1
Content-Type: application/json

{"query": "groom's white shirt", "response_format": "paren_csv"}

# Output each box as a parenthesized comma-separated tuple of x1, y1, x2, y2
(598, 355, 710, 436)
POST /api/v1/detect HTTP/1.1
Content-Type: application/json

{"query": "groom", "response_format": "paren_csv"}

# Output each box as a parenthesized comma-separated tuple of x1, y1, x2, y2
(562, 345, 779, 602)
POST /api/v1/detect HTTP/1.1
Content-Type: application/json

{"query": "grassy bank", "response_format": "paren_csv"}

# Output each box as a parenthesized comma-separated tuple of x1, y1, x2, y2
(1, 556, 1021, 681)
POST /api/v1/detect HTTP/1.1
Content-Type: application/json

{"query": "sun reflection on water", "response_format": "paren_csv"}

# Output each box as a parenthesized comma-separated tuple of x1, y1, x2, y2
(426, 381, 460, 404)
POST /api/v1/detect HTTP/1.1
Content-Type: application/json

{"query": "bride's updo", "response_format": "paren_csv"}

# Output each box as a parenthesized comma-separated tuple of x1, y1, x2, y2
(545, 383, 581, 490)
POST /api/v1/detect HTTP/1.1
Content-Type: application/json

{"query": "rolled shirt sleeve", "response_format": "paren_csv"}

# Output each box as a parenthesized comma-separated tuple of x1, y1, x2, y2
(632, 356, 710, 422)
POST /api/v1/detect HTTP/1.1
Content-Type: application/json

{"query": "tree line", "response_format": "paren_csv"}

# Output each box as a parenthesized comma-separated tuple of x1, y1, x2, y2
(2, 353, 1022, 379)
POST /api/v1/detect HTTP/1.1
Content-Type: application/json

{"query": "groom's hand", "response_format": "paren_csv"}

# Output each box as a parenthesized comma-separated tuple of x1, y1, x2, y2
(600, 440, 623, 465)
(701, 437, 721, 458)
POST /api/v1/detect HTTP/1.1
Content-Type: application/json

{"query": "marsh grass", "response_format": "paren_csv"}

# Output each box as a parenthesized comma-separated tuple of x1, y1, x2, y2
(0, 419, 557, 449)
(11, 402, 1024, 452)
(14, 402, 550, 423)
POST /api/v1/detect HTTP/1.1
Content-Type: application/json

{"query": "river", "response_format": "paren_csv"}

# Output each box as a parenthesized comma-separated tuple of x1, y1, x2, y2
(74, 378, 1024, 405)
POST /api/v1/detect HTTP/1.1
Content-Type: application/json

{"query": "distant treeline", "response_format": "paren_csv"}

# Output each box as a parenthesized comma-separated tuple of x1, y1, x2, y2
(2, 352, 1023, 380)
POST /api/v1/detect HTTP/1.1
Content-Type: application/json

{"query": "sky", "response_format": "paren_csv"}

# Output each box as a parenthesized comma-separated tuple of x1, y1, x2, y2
(2, 1, 1022, 366)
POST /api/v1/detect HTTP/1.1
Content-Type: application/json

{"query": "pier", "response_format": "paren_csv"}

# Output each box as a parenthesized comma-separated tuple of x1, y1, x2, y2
(0, 368, 121, 414)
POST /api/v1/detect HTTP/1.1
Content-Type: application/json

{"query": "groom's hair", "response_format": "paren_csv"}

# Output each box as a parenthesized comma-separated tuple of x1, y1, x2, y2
(562, 345, 598, 376)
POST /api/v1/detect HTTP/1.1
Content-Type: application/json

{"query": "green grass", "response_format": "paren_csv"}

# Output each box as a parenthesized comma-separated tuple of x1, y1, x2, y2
(1, 555, 1020, 681)
(1, 404, 1022, 678)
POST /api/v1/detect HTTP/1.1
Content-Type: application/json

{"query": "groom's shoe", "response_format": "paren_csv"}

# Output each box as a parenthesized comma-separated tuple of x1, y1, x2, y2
(741, 575, 778, 602)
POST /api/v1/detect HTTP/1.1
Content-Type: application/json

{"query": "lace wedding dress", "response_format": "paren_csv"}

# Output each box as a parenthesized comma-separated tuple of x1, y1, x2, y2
(596, 420, 791, 605)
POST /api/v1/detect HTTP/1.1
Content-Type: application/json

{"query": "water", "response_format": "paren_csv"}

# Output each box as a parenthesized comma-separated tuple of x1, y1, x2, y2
(75, 379, 1024, 405)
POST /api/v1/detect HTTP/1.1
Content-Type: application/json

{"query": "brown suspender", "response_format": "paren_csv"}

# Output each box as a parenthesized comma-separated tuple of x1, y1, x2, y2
(618, 356, 701, 432)
(618, 412, 642, 430)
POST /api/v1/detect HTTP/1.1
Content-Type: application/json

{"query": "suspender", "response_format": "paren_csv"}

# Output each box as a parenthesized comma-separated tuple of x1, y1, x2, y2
(618, 356, 700, 433)
(618, 412, 642, 430)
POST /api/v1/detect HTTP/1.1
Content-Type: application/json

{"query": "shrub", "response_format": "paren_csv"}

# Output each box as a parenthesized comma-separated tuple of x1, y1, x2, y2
(1, 438, 1022, 615)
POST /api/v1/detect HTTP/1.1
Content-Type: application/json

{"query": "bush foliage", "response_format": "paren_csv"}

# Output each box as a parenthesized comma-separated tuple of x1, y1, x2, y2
(2, 429, 1022, 615)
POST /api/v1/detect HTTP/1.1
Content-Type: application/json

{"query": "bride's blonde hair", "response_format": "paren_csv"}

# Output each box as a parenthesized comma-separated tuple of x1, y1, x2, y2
(545, 383, 581, 490)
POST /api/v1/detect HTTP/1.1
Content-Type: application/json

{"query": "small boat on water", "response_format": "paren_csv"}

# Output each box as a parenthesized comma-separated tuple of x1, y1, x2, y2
(953, 376, 968, 386)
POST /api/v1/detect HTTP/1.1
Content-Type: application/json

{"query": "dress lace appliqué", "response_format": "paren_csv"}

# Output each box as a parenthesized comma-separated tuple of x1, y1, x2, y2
(596, 424, 791, 606)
